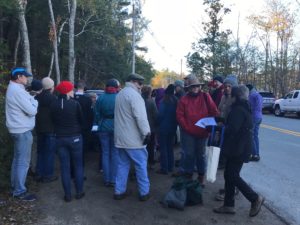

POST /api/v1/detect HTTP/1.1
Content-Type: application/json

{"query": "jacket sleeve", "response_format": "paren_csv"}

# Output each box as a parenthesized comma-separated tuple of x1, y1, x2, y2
(15, 91, 38, 117)
(205, 93, 220, 117)
(131, 95, 150, 137)
(176, 98, 188, 131)
(94, 97, 102, 125)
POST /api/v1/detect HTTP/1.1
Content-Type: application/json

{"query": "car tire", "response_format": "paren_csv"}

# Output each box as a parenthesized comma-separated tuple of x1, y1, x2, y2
(274, 105, 284, 117)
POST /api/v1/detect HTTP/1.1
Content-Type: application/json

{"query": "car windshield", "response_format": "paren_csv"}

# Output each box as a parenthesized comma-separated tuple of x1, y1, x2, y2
(259, 92, 275, 98)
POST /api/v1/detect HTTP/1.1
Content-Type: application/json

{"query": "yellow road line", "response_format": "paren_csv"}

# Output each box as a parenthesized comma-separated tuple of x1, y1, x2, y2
(261, 124, 300, 137)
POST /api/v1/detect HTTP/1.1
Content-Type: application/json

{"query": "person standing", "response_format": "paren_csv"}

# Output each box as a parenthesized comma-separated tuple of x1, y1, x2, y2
(6, 67, 38, 201)
(94, 79, 120, 187)
(176, 74, 219, 186)
(174, 80, 185, 99)
(246, 84, 263, 161)
(35, 77, 57, 183)
(50, 81, 84, 202)
(141, 85, 158, 169)
(213, 85, 264, 217)
(114, 74, 151, 201)
(156, 84, 178, 175)
(210, 75, 224, 107)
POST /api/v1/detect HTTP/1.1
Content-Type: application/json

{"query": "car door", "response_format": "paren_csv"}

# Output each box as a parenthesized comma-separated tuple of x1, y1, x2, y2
(290, 91, 299, 111)
(281, 91, 294, 111)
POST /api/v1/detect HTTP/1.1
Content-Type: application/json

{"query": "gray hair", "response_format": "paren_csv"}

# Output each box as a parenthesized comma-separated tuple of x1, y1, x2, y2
(231, 85, 249, 100)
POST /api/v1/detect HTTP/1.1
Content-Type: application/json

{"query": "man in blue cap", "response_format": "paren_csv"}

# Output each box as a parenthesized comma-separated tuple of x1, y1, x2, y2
(5, 67, 38, 201)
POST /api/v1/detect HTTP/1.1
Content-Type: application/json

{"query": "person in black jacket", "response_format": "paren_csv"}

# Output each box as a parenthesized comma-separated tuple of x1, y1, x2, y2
(50, 81, 84, 202)
(213, 85, 264, 217)
(35, 77, 57, 183)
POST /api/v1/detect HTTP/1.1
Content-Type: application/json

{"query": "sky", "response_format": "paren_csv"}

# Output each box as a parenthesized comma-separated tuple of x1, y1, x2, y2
(138, 0, 297, 74)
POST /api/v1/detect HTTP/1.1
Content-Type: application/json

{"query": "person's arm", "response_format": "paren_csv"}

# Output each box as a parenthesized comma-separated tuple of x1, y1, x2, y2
(15, 91, 38, 116)
(176, 98, 188, 131)
(131, 95, 150, 137)
(204, 93, 220, 117)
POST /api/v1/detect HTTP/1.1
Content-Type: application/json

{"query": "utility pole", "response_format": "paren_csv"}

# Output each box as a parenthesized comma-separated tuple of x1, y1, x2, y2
(132, 3, 136, 74)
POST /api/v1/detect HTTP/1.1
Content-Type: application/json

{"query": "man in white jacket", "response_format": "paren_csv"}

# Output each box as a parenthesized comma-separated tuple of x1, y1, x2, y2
(114, 73, 151, 201)
(6, 67, 38, 201)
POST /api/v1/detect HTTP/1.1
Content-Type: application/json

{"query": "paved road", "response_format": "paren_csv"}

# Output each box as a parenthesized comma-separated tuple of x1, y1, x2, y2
(242, 114, 300, 225)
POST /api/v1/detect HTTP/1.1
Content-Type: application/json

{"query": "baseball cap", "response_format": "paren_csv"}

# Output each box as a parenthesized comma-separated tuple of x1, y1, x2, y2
(11, 67, 32, 77)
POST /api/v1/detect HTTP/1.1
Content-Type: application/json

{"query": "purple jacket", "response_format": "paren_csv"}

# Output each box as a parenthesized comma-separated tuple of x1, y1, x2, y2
(248, 90, 263, 120)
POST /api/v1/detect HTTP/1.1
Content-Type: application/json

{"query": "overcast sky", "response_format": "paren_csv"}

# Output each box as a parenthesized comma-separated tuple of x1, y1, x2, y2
(139, 0, 297, 74)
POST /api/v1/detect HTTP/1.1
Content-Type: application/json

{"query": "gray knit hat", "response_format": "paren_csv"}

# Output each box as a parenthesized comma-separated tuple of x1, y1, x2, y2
(174, 80, 184, 88)
(223, 75, 238, 87)
(42, 77, 54, 90)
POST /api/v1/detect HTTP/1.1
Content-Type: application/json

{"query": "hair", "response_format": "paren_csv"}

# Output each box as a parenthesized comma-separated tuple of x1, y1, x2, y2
(77, 80, 86, 89)
(232, 85, 249, 101)
(141, 85, 152, 99)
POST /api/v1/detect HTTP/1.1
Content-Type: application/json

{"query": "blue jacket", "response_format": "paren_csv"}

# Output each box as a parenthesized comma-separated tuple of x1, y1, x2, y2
(157, 96, 178, 134)
(94, 92, 117, 133)
(248, 90, 263, 120)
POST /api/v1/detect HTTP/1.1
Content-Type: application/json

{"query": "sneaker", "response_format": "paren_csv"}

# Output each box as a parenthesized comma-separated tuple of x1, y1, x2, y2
(113, 190, 131, 200)
(213, 206, 236, 214)
(139, 193, 150, 202)
(14, 193, 37, 202)
(75, 192, 85, 200)
(249, 195, 265, 217)
(64, 195, 72, 202)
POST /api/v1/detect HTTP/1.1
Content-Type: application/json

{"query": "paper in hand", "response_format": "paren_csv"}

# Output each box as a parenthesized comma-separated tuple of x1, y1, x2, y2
(195, 117, 217, 128)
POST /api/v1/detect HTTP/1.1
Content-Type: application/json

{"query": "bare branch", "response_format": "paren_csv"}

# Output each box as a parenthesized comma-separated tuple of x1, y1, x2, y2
(75, 15, 104, 37)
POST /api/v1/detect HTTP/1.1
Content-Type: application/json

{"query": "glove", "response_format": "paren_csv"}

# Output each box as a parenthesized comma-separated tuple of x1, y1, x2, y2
(143, 133, 151, 145)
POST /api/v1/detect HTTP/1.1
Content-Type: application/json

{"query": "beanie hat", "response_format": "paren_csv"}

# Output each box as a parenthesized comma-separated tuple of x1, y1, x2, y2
(55, 81, 74, 95)
(106, 78, 120, 88)
(223, 75, 238, 87)
(213, 75, 224, 84)
(165, 84, 175, 95)
(42, 77, 54, 90)
(174, 80, 184, 88)
(31, 79, 43, 91)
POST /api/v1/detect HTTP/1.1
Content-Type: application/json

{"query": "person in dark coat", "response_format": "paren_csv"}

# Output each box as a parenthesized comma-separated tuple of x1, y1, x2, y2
(35, 77, 57, 183)
(141, 85, 158, 168)
(156, 84, 178, 174)
(50, 81, 85, 202)
(213, 85, 264, 217)
(210, 75, 224, 107)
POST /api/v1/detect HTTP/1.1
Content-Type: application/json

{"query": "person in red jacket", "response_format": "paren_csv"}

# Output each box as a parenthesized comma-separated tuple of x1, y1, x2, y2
(176, 74, 219, 186)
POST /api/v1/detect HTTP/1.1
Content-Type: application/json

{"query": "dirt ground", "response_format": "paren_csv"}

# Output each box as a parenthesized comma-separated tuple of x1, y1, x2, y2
(32, 148, 287, 225)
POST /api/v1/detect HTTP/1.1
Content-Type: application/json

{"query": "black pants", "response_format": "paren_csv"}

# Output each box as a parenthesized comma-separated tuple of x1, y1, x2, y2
(146, 132, 156, 165)
(224, 159, 258, 207)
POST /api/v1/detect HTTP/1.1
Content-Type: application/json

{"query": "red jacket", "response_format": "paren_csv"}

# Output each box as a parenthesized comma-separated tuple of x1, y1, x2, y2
(176, 92, 219, 138)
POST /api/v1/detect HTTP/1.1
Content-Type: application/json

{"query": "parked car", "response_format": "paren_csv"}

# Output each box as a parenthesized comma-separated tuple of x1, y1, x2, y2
(84, 89, 104, 97)
(273, 90, 300, 117)
(259, 91, 275, 113)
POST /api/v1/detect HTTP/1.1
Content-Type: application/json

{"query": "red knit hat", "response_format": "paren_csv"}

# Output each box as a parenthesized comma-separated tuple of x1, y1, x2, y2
(55, 81, 74, 94)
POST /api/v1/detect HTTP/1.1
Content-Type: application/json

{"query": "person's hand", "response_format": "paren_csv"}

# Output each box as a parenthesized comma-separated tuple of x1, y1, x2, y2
(143, 133, 151, 145)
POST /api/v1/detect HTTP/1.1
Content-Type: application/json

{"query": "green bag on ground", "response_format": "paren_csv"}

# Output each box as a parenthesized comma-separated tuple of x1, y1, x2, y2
(185, 179, 203, 206)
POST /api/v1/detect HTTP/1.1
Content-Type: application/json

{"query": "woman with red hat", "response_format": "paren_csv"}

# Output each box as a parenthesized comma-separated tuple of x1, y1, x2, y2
(50, 81, 85, 202)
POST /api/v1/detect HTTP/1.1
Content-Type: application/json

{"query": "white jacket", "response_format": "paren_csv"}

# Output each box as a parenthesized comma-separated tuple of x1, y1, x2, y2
(6, 81, 38, 134)
(114, 82, 150, 149)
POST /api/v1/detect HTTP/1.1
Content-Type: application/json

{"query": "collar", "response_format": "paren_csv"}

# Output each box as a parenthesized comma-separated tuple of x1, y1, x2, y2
(10, 80, 25, 89)
(125, 82, 141, 93)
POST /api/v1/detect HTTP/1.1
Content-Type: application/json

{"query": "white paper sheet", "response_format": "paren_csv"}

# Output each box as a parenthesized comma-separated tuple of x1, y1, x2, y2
(91, 125, 98, 132)
(195, 117, 217, 128)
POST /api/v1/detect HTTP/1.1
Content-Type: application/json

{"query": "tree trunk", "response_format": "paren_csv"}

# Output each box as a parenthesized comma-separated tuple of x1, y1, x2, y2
(13, 31, 21, 67)
(48, 0, 61, 83)
(17, 0, 32, 74)
(68, 0, 77, 83)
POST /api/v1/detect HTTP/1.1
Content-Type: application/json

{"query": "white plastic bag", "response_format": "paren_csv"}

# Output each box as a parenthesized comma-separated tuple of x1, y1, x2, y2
(206, 146, 221, 183)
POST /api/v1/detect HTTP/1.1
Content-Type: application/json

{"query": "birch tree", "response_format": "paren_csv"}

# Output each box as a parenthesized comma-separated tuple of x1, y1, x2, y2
(68, 0, 77, 82)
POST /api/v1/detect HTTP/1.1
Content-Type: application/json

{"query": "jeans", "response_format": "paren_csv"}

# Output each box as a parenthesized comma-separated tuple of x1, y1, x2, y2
(56, 135, 84, 198)
(99, 132, 119, 184)
(36, 133, 56, 179)
(252, 118, 262, 156)
(10, 131, 33, 196)
(115, 148, 150, 196)
(181, 130, 207, 176)
(159, 133, 175, 173)
(224, 159, 258, 207)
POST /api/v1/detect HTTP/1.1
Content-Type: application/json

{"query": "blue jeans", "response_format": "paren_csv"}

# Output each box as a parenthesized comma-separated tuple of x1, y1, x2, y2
(56, 135, 84, 198)
(10, 131, 33, 196)
(181, 130, 207, 176)
(99, 132, 119, 184)
(252, 118, 262, 156)
(36, 133, 56, 179)
(159, 133, 175, 173)
(115, 148, 150, 196)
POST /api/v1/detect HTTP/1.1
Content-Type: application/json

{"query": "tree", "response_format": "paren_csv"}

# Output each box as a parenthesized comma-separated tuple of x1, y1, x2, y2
(187, 0, 232, 79)
(68, 0, 77, 82)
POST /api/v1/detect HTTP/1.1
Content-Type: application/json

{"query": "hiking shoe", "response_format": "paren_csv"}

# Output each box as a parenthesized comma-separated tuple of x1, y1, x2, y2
(249, 195, 265, 217)
(14, 193, 37, 202)
(75, 192, 85, 200)
(213, 206, 236, 214)
(64, 195, 72, 202)
(114, 190, 131, 200)
(139, 193, 150, 202)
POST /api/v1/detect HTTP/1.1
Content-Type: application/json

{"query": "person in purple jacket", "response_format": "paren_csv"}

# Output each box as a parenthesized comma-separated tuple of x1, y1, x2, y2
(246, 84, 263, 161)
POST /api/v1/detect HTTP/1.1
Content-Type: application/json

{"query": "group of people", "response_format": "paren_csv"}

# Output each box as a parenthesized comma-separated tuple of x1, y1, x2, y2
(6, 67, 264, 217)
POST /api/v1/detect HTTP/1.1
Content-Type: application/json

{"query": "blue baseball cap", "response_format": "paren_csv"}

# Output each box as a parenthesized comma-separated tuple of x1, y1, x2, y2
(11, 67, 32, 77)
